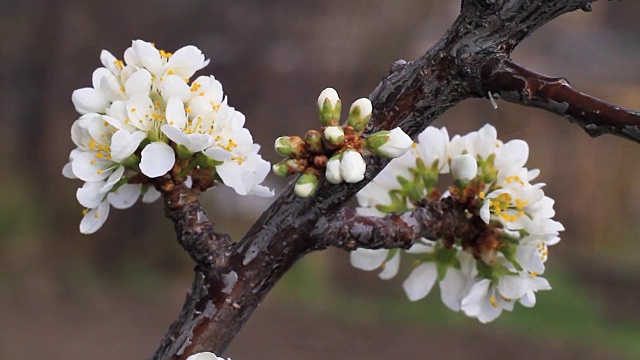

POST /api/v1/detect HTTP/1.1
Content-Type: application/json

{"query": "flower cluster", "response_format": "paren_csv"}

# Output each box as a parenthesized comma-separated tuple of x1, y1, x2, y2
(272, 87, 412, 197)
(351, 124, 563, 323)
(63, 40, 273, 234)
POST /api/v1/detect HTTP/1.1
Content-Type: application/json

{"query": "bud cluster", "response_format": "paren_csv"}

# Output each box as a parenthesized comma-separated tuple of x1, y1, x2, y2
(272, 87, 412, 197)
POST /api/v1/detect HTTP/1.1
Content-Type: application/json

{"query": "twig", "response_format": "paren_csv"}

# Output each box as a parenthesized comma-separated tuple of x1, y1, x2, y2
(479, 59, 640, 143)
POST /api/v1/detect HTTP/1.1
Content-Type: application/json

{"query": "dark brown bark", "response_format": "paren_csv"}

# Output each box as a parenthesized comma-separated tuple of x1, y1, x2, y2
(151, 1, 640, 359)
(479, 59, 640, 142)
(314, 197, 484, 251)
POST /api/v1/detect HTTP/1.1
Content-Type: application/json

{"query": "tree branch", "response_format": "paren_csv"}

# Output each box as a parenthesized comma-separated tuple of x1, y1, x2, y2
(479, 59, 640, 143)
(156, 175, 234, 267)
(152, 1, 618, 358)
(315, 197, 486, 251)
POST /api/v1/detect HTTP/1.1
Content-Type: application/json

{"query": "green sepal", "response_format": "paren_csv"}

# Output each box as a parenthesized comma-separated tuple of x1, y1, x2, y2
(121, 153, 140, 170)
(275, 136, 304, 157)
(319, 99, 341, 126)
(498, 242, 523, 271)
(176, 144, 193, 161)
(363, 131, 390, 151)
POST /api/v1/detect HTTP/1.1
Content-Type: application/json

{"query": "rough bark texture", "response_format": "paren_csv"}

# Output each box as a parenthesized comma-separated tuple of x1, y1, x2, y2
(152, 1, 640, 358)
(479, 59, 640, 142)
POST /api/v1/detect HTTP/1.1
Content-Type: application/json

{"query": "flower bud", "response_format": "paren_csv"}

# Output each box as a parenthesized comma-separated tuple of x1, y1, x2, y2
(304, 130, 323, 154)
(347, 98, 373, 132)
(317, 87, 341, 126)
(294, 172, 319, 197)
(323, 126, 345, 145)
(451, 154, 478, 183)
(325, 154, 343, 184)
(340, 149, 366, 183)
(272, 158, 307, 177)
(364, 128, 412, 158)
(274, 136, 304, 157)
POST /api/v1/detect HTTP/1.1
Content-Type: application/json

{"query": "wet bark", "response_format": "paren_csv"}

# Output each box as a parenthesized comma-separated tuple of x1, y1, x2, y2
(152, 1, 640, 358)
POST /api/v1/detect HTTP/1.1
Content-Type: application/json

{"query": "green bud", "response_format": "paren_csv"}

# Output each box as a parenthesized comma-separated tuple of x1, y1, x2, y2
(364, 130, 390, 151)
(304, 130, 324, 154)
(346, 98, 373, 132)
(294, 172, 319, 197)
(323, 126, 345, 145)
(271, 158, 307, 177)
(274, 136, 304, 157)
(317, 88, 342, 126)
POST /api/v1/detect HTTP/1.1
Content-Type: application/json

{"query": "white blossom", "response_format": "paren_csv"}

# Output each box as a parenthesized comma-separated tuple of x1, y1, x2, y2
(450, 153, 478, 182)
(351, 124, 563, 323)
(65, 40, 273, 233)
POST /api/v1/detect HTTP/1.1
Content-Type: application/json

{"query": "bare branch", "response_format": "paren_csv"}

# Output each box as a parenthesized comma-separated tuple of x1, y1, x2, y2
(479, 59, 640, 143)
(157, 174, 234, 268)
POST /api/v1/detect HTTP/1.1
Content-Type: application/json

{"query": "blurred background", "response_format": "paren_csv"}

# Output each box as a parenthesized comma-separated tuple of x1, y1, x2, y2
(2, 1, 640, 359)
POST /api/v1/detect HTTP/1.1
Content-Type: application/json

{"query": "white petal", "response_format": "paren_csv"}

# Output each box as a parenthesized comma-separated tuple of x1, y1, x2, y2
(439, 268, 466, 311)
(101, 165, 125, 193)
(185, 352, 225, 360)
(108, 184, 141, 209)
(110, 130, 146, 162)
(479, 200, 491, 224)
(127, 94, 156, 132)
(461, 279, 491, 317)
(94, 68, 124, 102)
(520, 291, 536, 308)
(377, 128, 413, 158)
(71, 152, 113, 182)
(350, 248, 388, 271)
(142, 186, 162, 203)
(515, 243, 546, 274)
(165, 98, 188, 129)
(497, 275, 528, 299)
(450, 154, 478, 182)
(132, 40, 162, 74)
(317, 87, 340, 110)
(378, 251, 400, 280)
(248, 184, 275, 197)
(402, 262, 438, 301)
(183, 133, 215, 153)
(100, 50, 120, 75)
(325, 157, 343, 184)
(72, 88, 109, 114)
(139, 142, 175, 178)
(167, 45, 209, 79)
(350, 98, 373, 118)
(161, 75, 191, 101)
(77, 181, 106, 208)
(124, 69, 152, 97)
(161, 125, 191, 147)
(62, 161, 77, 179)
(496, 139, 529, 169)
(340, 150, 366, 183)
(204, 147, 232, 161)
(79, 201, 110, 234)
(475, 124, 498, 159)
